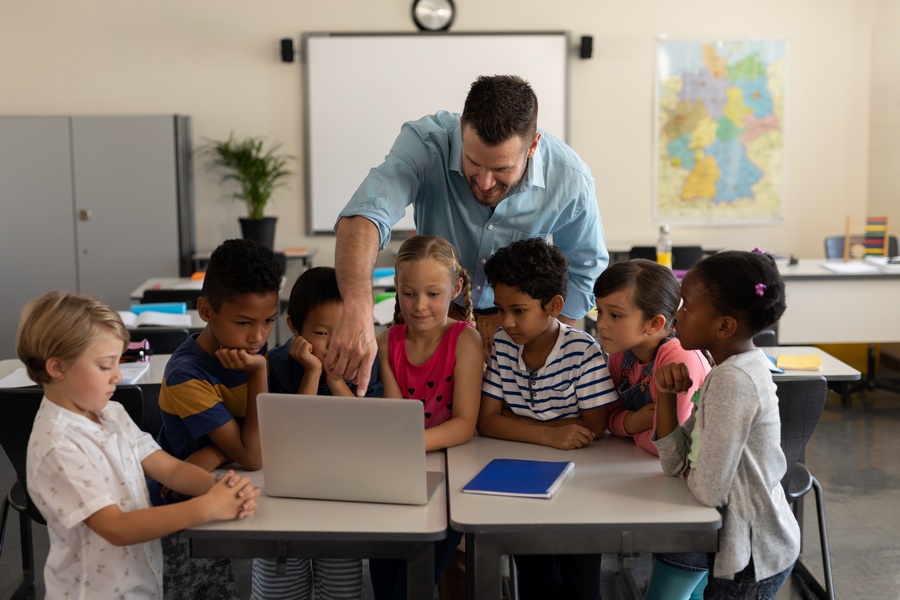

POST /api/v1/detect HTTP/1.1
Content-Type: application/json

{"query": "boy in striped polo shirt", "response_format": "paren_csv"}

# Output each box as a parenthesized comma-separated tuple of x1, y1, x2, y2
(477, 237, 618, 600)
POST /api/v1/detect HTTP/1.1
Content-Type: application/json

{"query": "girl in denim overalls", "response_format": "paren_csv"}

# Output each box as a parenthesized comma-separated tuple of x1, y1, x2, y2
(594, 259, 712, 600)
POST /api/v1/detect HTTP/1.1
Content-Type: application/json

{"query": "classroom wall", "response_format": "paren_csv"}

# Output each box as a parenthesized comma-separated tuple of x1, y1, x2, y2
(0, 0, 892, 269)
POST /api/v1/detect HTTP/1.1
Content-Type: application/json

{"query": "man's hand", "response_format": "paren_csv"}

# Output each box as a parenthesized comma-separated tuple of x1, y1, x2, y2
(324, 309, 377, 397)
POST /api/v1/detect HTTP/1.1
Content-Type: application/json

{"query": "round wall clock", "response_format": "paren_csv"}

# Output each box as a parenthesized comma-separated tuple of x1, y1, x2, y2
(412, 0, 456, 32)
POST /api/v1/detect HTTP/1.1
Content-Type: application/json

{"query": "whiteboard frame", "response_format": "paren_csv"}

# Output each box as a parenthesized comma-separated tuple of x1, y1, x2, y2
(301, 31, 571, 234)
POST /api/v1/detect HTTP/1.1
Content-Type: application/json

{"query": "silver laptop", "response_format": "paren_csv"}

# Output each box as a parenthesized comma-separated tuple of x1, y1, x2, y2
(257, 393, 444, 505)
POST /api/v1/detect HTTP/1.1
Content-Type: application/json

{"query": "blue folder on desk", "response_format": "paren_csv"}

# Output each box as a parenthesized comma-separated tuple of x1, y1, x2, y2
(462, 458, 574, 499)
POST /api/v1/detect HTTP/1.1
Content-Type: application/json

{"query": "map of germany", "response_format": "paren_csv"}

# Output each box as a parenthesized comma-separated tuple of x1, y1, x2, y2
(656, 39, 786, 222)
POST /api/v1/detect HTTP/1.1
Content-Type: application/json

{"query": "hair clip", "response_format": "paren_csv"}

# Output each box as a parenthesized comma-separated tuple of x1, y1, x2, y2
(752, 247, 764, 254)
(755, 283, 767, 297)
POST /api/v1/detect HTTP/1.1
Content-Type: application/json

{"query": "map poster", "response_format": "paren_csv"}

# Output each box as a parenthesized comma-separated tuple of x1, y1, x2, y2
(654, 38, 787, 224)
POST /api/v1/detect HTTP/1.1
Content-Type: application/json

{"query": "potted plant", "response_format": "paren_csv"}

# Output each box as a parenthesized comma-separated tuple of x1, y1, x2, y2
(202, 132, 293, 249)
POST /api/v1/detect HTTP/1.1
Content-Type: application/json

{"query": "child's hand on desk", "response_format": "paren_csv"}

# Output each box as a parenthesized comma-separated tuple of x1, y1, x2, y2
(654, 362, 693, 395)
(204, 470, 260, 521)
(543, 423, 594, 450)
(288, 335, 322, 373)
(215, 347, 267, 374)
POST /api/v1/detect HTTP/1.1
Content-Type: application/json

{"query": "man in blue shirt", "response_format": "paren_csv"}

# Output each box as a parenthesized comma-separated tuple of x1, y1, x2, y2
(326, 74, 609, 395)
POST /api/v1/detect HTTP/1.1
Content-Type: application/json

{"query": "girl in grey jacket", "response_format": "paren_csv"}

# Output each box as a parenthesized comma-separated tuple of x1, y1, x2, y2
(652, 250, 800, 600)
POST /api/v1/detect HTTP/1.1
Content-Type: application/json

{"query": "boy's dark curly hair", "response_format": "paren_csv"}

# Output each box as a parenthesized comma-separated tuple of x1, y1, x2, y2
(484, 237, 567, 306)
(690, 250, 786, 335)
(286, 267, 341, 330)
(201, 239, 283, 312)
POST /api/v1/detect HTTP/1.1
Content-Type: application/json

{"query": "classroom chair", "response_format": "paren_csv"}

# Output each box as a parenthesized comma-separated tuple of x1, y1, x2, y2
(775, 376, 834, 600)
(752, 329, 777, 347)
(141, 288, 202, 310)
(0, 386, 144, 599)
(128, 327, 191, 354)
(824, 234, 898, 261)
(629, 245, 705, 270)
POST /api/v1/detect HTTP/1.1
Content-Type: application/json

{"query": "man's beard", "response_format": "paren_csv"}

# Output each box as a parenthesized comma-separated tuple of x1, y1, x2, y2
(467, 172, 523, 208)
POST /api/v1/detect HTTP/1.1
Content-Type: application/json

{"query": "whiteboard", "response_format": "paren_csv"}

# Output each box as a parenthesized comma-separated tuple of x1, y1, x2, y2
(303, 32, 570, 234)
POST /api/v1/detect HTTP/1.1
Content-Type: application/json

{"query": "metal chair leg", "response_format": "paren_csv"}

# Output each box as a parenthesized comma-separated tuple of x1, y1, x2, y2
(811, 476, 835, 600)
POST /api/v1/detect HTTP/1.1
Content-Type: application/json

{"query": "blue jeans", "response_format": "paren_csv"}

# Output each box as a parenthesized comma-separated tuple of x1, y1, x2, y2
(703, 556, 792, 600)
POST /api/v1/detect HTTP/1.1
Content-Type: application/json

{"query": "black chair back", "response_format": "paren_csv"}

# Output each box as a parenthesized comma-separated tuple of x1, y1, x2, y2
(774, 376, 827, 496)
(141, 288, 202, 310)
(128, 327, 191, 354)
(629, 245, 705, 270)
(753, 329, 777, 347)
(824, 234, 899, 259)
(0, 387, 46, 525)
(0, 385, 145, 523)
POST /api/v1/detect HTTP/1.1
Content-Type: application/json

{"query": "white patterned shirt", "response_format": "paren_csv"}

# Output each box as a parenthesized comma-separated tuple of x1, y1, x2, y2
(27, 398, 163, 599)
(482, 324, 619, 420)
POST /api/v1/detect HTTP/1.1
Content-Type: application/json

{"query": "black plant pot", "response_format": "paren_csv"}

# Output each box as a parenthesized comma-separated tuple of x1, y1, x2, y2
(239, 217, 277, 249)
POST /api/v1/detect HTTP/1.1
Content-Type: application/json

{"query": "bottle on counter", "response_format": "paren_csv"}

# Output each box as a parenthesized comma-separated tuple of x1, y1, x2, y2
(656, 225, 673, 269)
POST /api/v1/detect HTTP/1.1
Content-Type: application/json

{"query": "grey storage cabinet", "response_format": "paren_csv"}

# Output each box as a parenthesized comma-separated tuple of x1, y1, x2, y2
(0, 115, 195, 358)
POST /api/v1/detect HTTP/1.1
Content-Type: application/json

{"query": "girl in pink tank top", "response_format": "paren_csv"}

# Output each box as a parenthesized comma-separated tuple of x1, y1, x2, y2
(375, 235, 484, 451)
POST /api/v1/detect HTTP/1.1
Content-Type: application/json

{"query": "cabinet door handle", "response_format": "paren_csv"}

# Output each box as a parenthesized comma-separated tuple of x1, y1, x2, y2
(78, 208, 91, 221)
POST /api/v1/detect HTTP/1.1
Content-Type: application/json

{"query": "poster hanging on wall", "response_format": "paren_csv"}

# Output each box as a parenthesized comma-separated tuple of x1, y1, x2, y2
(654, 37, 787, 224)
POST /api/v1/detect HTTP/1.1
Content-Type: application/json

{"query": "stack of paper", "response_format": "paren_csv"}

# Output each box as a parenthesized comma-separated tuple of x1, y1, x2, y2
(819, 261, 880, 275)
(119, 310, 192, 328)
(120, 361, 150, 384)
(776, 354, 822, 371)
(863, 256, 900, 272)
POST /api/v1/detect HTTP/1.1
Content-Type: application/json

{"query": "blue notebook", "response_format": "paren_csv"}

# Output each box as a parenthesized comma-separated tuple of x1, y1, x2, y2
(462, 458, 574, 499)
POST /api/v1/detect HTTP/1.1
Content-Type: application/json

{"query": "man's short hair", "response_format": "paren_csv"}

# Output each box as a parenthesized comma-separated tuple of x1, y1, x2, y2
(201, 239, 283, 312)
(484, 238, 567, 306)
(461, 75, 538, 146)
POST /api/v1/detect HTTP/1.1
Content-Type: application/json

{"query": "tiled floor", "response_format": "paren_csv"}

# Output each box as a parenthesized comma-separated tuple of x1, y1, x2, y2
(2, 379, 898, 599)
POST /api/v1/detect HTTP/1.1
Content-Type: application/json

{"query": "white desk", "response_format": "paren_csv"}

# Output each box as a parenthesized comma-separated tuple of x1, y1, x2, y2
(448, 436, 721, 600)
(0, 354, 170, 387)
(761, 346, 861, 383)
(183, 452, 448, 600)
(777, 258, 900, 344)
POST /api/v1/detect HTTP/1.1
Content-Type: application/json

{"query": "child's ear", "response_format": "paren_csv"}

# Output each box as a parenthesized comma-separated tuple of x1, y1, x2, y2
(546, 294, 565, 317)
(286, 316, 300, 336)
(452, 276, 463, 298)
(45, 357, 66, 380)
(197, 297, 214, 323)
(645, 314, 668, 336)
(717, 315, 738, 338)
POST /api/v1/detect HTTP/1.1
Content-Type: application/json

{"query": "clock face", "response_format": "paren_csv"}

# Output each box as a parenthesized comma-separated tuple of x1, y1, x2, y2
(413, 0, 455, 32)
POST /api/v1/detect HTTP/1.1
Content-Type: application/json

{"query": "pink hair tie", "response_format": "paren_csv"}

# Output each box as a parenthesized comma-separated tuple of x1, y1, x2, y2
(755, 283, 767, 297)
(752, 247, 764, 254)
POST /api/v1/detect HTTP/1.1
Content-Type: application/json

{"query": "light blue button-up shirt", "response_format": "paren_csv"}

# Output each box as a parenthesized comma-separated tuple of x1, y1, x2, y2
(336, 111, 608, 319)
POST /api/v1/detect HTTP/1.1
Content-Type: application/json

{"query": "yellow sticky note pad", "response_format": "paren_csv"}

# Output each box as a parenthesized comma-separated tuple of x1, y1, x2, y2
(776, 354, 822, 371)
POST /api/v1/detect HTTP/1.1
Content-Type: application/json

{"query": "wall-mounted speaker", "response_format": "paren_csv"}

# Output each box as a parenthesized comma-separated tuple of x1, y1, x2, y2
(280, 38, 295, 63)
(579, 35, 594, 60)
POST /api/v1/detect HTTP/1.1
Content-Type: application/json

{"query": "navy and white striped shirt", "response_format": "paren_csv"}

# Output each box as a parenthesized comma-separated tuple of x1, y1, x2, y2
(482, 324, 619, 421)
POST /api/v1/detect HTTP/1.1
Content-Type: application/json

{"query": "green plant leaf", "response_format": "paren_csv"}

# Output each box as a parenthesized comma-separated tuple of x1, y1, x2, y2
(200, 132, 294, 220)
